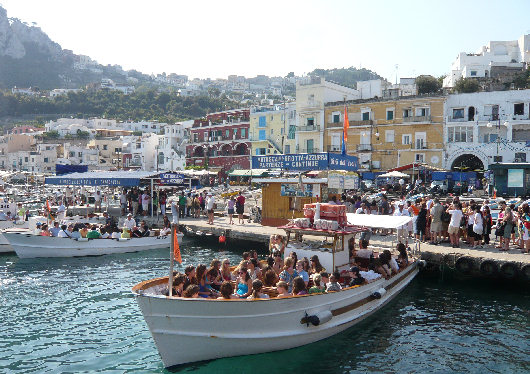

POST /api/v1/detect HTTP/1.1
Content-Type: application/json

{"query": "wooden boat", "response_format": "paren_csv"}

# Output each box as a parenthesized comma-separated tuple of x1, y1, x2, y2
(133, 223, 421, 368)
(4, 231, 183, 258)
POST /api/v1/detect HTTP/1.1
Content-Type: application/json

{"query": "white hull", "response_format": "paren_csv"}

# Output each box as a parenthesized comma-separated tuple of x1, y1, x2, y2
(4, 232, 182, 258)
(134, 262, 418, 368)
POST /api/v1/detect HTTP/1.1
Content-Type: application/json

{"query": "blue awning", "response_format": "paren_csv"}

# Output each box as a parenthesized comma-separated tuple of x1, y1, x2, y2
(45, 171, 160, 187)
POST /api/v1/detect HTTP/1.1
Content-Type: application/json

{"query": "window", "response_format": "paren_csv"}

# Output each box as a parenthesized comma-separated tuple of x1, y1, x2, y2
(332, 112, 340, 123)
(447, 127, 473, 143)
(452, 108, 464, 119)
(259, 116, 266, 127)
(307, 118, 314, 127)
(402, 134, 411, 145)
(493, 155, 503, 163)
(44, 157, 48, 163)
(136, 143, 141, 149)
(255, 148, 266, 155)
(515, 153, 526, 162)
(193, 133, 199, 142)
(483, 133, 498, 143)
(415, 132, 426, 149)
(103, 145, 108, 150)
(288, 125, 296, 139)
(233, 129, 238, 138)
(225, 129, 230, 138)
(24, 157, 28, 162)
(241, 128, 246, 138)
(514, 103, 524, 115)
(270, 128, 274, 135)
(306, 139, 314, 153)
(69, 151, 74, 157)
(270, 115, 274, 121)
(78, 152, 83, 157)
(470, 71, 477, 76)
(284, 145, 291, 154)
(259, 129, 266, 140)
(386, 110, 394, 120)
(416, 107, 430, 117)
(415, 153, 425, 162)
(308, 94, 315, 105)
(362, 111, 370, 121)
(385, 130, 395, 143)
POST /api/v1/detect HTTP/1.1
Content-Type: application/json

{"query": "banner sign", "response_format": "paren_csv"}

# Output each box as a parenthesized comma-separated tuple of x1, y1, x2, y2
(45, 177, 140, 186)
(160, 173, 186, 185)
(343, 173, 359, 190)
(507, 169, 524, 188)
(280, 183, 315, 197)
(252, 152, 359, 171)
(328, 172, 343, 189)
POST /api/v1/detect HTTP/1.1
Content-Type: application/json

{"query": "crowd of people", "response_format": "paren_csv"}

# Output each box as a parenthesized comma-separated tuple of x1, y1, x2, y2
(167, 241, 410, 299)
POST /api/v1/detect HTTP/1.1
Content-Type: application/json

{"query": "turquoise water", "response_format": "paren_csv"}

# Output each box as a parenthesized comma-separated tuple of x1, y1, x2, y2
(0, 243, 528, 373)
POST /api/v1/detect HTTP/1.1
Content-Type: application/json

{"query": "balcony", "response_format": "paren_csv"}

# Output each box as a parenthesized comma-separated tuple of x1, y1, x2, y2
(299, 148, 320, 153)
(356, 144, 372, 152)
(327, 145, 341, 152)
(349, 120, 373, 126)
(298, 125, 321, 132)
(403, 115, 431, 123)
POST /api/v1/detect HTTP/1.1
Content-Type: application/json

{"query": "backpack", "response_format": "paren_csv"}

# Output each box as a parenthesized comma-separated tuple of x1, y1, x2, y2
(441, 211, 451, 223)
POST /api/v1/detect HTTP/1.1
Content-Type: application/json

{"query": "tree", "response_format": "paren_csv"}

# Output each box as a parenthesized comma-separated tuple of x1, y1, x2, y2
(416, 75, 441, 94)
(454, 78, 480, 93)
(286, 72, 295, 78)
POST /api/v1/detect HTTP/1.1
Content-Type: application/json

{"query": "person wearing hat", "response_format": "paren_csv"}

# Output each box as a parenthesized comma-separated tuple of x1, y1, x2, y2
(34, 222, 43, 235)
(124, 213, 136, 231)
(206, 192, 215, 225)
(348, 266, 365, 287)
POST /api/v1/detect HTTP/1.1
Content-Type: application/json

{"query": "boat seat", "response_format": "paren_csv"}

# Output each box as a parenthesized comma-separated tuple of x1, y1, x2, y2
(262, 286, 279, 298)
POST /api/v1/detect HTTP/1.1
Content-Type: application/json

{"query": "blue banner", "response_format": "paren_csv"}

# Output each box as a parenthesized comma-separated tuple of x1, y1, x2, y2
(251, 152, 358, 171)
(45, 177, 140, 186)
(160, 173, 186, 185)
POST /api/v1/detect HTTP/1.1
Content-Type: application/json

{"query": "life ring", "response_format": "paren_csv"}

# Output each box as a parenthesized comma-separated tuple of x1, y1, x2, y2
(479, 260, 498, 277)
(499, 262, 518, 280)
(518, 264, 530, 282)
(455, 256, 473, 274)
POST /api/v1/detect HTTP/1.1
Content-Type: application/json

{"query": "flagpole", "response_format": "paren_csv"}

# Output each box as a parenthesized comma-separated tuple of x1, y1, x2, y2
(168, 223, 175, 297)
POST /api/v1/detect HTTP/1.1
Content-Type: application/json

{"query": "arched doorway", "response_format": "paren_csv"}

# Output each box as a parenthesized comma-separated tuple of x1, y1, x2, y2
(220, 144, 232, 156)
(234, 143, 248, 156)
(451, 154, 484, 173)
(193, 146, 204, 157)
(468, 106, 475, 121)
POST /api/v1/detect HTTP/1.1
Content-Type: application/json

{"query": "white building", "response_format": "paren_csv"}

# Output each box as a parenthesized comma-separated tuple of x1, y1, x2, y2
(158, 120, 193, 171)
(122, 133, 162, 171)
(295, 77, 360, 153)
(49, 88, 83, 97)
(63, 143, 99, 166)
(443, 34, 530, 88)
(443, 89, 530, 170)
(1, 143, 58, 172)
(45, 118, 163, 136)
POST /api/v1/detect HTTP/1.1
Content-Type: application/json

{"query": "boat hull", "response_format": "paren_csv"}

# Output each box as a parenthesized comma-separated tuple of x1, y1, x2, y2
(4, 232, 181, 258)
(134, 262, 418, 368)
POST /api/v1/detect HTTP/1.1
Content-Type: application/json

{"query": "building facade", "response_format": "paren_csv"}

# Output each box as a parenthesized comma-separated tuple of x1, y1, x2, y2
(444, 90, 530, 171)
(186, 109, 250, 176)
(158, 121, 193, 171)
(325, 95, 445, 171)
(249, 102, 296, 156)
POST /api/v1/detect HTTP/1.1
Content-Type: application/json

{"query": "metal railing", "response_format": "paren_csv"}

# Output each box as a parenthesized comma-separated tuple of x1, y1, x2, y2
(403, 115, 431, 123)
(299, 148, 320, 153)
(298, 125, 321, 132)
(327, 145, 341, 152)
(356, 144, 372, 151)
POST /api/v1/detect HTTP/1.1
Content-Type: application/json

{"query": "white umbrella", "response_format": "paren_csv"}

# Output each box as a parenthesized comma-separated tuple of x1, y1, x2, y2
(377, 170, 410, 178)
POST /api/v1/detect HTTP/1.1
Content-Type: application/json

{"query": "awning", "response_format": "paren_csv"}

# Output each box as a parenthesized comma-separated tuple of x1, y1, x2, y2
(229, 169, 268, 177)
(347, 213, 412, 229)
(377, 171, 410, 178)
(388, 163, 445, 172)
(45, 171, 160, 186)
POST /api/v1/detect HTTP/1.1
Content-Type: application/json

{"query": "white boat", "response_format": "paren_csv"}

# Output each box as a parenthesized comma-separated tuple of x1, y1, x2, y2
(133, 223, 421, 368)
(4, 232, 182, 258)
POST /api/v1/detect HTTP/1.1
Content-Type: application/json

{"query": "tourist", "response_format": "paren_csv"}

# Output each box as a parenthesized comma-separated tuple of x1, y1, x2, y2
(415, 203, 427, 242)
(111, 228, 121, 239)
(472, 206, 484, 249)
(320, 272, 330, 286)
(183, 284, 200, 298)
(325, 273, 342, 292)
(141, 191, 150, 216)
(348, 266, 365, 287)
(288, 251, 298, 267)
(79, 224, 89, 238)
(384, 249, 399, 274)
(183, 265, 197, 290)
(328, 195, 337, 205)
(227, 195, 235, 225)
(131, 188, 139, 216)
(178, 192, 186, 218)
(263, 269, 278, 287)
(308, 274, 326, 294)
(520, 204, 530, 253)
(396, 243, 409, 267)
(196, 264, 216, 298)
(275, 281, 290, 298)
(235, 267, 253, 298)
(94, 190, 102, 212)
(159, 191, 167, 217)
(220, 259, 232, 281)
(199, 192, 206, 217)
(48, 222, 60, 237)
(192, 194, 200, 218)
(447, 202, 463, 248)
(292, 276, 308, 296)
(87, 225, 101, 239)
(40, 223, 51, 236)
(166, 273, 186, 297)
(500, 207, 514, 251)
(279, 257, 298, 293)
(309, 255, 325, 274)
(120, 227, 130, 239)
(100, 227, 110, 239)
(295, 260, 309, 287)
(217, 281, 238, 300)
(247, 279, 270, 299)
(372, 252, 392, 279)
(120, 189, 127, 216)
(206, 260, 223, 291)
(248, 258, 262, 281)
(124, 213, 136, 231)
(394, 203, 408, 244)
(430, 198, 443, 245)
(236, 191, 245, 225)
(206, 193, 215, 225)
(57, 224, 70, 238)
(272, 251, 283, 275)
(482, 206, 493, 246)
(160, 222, 171, 236)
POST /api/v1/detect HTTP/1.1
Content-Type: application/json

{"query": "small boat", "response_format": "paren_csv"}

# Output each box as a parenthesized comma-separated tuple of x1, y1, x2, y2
(4, 231, 182, 258)
(133, 221, 421, 368)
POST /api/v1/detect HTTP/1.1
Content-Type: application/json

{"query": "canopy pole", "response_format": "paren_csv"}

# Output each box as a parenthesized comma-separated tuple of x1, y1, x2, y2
(151, 178, 154, 218)
(168, 223, 175, 297)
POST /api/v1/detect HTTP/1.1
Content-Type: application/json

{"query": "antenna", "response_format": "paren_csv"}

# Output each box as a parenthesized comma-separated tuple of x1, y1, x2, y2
(394, 64, 399, 85)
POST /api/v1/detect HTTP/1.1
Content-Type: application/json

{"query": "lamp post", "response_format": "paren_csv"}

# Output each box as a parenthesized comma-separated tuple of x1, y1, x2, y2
(486, 116, 509, 163)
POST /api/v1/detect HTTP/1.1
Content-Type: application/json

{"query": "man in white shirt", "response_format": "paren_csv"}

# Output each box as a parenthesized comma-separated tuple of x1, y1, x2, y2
(58, 224, 73, 238)
(206, 193, 215, 225)
(123, 213, 136, 231)
(425, 195, 434, 210)
(94, 190, 102, 212)
(394, 203, 408, 244)
(120, 191, 127, 216)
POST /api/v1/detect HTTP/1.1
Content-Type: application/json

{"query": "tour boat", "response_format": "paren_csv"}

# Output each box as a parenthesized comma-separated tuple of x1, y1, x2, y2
(4, 231, 182, 258)
(133, 220, 421, 368)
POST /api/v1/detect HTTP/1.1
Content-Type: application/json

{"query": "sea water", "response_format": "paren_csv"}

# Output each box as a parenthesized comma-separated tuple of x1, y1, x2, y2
(0, 243, 528, 373)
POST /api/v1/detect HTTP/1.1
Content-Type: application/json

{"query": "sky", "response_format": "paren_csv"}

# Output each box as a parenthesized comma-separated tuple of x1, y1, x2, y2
(1, 0, 529, 81)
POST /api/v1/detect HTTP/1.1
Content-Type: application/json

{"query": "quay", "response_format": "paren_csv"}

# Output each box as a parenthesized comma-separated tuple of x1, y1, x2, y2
(176, 216, 530, 282)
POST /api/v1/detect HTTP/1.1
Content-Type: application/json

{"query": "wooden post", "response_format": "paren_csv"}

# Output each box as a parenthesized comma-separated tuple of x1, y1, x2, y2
(168, 223, 175, 297)
(150, 178, 154, 218)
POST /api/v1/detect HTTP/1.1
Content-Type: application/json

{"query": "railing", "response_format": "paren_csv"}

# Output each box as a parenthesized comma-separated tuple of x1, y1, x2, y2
(356, 144, 372, 151)
(298, 125, 320, 132)
(349, 120, 373, 126)
(403, 115, 431, 123)
(299, 148, 320, 153)
(327, 122, 343, 128)
(327, 145, 341, 152)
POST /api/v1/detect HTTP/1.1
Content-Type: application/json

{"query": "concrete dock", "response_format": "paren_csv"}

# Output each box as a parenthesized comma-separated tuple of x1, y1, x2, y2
(177, 216, 530, 282)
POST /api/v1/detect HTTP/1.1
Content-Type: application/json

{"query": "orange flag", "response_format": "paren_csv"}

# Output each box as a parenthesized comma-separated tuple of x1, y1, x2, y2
(343, 107, 349, 142)
(46, 199, 51, 212)
(173, 228, 182, 264)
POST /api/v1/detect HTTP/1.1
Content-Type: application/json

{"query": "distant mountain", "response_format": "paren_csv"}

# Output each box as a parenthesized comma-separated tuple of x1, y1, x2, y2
(0, 5, 153, 89)
(308, 67, 384, 88)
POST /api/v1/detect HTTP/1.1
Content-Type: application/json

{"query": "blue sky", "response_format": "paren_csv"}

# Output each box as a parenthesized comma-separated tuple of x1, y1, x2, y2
(1, 0, 529, 81)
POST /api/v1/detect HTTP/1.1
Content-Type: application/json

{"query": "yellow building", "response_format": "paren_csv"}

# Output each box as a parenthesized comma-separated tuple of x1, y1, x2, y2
(324, 95, 445, 171)
(249, 102, 296, 155)
(88, 138, 123, 169)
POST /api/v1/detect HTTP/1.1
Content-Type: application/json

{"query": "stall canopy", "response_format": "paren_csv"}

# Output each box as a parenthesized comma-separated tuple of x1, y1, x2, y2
(252, 152, 359, 171)
(347, 213, 412, 229)
(45, 171, 160, 186)
(377, 171, 410, 178)
(228, 169, 269, 177)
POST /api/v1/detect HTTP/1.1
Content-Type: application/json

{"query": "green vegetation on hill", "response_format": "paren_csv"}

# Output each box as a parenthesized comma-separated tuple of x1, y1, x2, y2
(0, 88, 236, 123)
(308, 67, 383, 88)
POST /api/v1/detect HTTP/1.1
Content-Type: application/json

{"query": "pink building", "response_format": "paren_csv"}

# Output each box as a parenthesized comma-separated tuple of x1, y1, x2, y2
(11, 125, 39, 135)
(186, 109, 250, 177)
